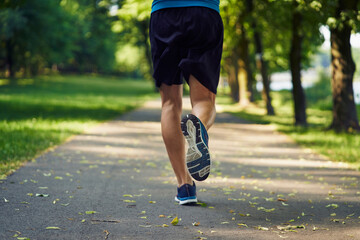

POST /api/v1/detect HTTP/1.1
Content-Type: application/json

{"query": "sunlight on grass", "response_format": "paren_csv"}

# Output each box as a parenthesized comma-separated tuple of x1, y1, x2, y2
(0, 75, 157, 177)
(216, 90, 360, 167)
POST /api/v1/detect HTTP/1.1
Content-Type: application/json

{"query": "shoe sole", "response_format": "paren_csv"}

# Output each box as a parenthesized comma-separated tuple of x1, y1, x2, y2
(175, 196, 198, 205)
(181, 114, 210, 181)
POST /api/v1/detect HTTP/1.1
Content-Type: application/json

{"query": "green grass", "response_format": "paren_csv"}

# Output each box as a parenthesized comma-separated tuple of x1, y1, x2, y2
(216, 89, 360, 168)
(0, 75, 157, 178)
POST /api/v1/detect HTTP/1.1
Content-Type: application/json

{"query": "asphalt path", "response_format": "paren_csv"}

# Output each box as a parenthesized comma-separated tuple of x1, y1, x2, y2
(1, 98, 360, 240)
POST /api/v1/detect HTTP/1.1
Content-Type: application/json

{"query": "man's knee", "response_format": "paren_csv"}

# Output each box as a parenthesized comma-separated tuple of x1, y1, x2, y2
(162, 99, 182, 115)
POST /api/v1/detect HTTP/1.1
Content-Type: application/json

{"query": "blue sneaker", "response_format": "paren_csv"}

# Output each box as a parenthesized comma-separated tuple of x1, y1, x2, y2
(181, 114, 211, 181)
(175, 182, 197, 205)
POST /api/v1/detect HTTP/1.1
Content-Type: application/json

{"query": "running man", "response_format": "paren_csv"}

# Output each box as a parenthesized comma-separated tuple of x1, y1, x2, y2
(149, 0, 223, 205)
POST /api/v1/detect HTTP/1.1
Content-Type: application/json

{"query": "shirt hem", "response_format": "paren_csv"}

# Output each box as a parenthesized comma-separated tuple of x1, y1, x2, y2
(151, 2, 219, 13)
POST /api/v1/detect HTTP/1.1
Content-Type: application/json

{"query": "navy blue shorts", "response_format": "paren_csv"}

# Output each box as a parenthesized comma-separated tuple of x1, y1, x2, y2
(149, 7, 223, 94)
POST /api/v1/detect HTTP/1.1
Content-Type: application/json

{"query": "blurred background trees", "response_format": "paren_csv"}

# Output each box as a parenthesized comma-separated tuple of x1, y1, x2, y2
(0, 0, 359, 131)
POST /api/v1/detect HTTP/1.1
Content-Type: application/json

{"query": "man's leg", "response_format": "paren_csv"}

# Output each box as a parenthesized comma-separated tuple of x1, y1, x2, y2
(160, 84, 193, 187)
(189, 75, 216, 130)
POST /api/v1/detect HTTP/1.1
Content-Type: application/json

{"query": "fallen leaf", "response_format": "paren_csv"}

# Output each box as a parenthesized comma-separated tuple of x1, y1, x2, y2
(197, 202, 207, 207)
(326, 204, 339, 209)
(159, 215, 166, 218)
(46, 227, 61, 230)
(171, 216, 179, 226)
(162, 224, 169, 227)
(4, 198, 9, 203)
(238, 223, 248, 228)
(277, 225, 305, 231)
(139, 225, 151, 228)
(192, 222, 200, 226)
(256, 226, 269, 231)
(35, 193, 49, 197)
(239, 213, 251, 217)
(85, 211, 97, 214)
(149, 201, 156, 204)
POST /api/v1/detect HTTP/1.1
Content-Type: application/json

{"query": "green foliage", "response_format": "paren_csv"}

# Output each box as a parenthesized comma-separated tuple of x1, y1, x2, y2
(305, 68, 332, 110)
(0, 0, 120, 76)
(220, 0, 325, 75)
(0, 75, 156, 177)
(115, 0, 152, 79)
(352, 47, 360, 80)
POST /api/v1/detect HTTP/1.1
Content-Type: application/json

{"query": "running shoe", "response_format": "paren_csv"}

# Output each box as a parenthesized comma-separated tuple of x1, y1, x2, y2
(174, 182, 197, 205)
(181, 114, 211, 181)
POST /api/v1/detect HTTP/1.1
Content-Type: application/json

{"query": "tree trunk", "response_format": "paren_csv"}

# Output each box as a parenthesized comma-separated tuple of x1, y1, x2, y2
(247, 0, 274, 115)
(238, 24, 255, 104)
(233, 17, 253, 105)
(225, 57, 240, 102)
(289, 0, 307, 126)
(329, 0, 360, 132)
(5, 39, 15, 79)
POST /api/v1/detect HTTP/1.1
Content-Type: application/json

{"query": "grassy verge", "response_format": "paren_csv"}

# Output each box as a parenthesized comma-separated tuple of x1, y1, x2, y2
(0, 75, 157, 178)
(216, 88, 360, 169)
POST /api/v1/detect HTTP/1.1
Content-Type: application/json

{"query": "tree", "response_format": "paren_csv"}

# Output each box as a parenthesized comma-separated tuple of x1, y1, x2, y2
(246, 0, 274, 115)
(221, 0, 254, 105)
(328, 0, 360, 131)
(289, 0, 307, 125)
(116, 0, 153, 79)
(0, 0, 119, 77)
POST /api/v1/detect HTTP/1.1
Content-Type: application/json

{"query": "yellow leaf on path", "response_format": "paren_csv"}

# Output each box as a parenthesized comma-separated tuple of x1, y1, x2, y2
(46, 227, 61, 230)
(238, 223, 248, 228)
(159, 215, 166, 218)
(162, 224, 169, 227)
(149, 201, 156, 204)
(192, 222, 200, 226)
(85, 211, 97, 214)
(171, 216, 179, 226)
(256, 226, 269, 231)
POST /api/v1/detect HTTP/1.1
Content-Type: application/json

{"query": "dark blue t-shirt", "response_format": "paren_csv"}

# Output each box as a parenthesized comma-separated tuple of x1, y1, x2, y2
(151, 0, 220, 13)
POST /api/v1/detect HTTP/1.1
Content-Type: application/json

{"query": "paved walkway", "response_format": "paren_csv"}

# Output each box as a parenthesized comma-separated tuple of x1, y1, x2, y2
(1, 98, 360, 240)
